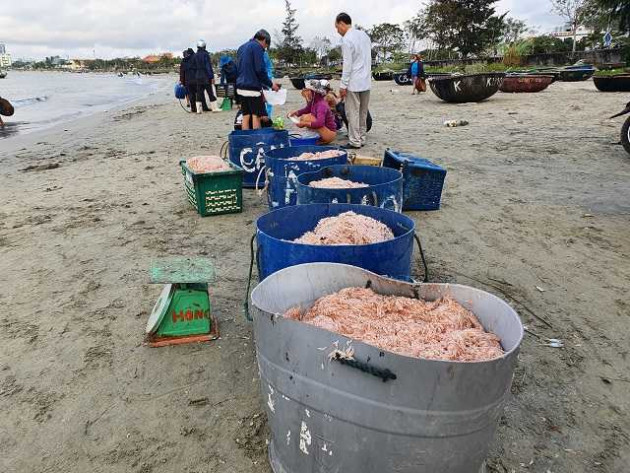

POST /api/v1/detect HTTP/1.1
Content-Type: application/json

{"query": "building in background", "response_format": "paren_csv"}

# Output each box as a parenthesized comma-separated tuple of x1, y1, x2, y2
(551, 23, 592, 42)
(0, 43, 12, 68)
(142, 53, 173, 64)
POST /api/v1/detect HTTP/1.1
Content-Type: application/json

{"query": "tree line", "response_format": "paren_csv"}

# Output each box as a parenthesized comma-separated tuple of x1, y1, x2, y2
(272, 0, 630, 66)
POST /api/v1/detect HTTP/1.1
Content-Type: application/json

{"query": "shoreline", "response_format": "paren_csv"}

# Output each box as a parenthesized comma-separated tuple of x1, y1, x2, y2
(0, 75, 174, 157)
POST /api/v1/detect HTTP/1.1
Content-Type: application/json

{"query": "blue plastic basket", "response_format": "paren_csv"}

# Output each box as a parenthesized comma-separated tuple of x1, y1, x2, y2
(382, 150, 446, 211)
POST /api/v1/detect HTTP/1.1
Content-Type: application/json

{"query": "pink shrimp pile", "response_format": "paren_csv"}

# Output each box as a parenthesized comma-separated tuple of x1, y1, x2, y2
(293, 211, 394, 245)
(285, 287, 504, 362)
(186, 156, 231, 173)
(288, 150, 344, 161)
(309, 177, 369, 189)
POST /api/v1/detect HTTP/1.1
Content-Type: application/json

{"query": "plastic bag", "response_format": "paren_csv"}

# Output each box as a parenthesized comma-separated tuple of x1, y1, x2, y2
(263, 89, 288, 106)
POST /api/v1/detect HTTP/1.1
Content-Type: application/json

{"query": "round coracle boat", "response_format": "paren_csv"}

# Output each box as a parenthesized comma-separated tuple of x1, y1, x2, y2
(290, 74, 333, 90)
(373, 71, 394, 81)
(499, 74, 555, 93)
(428, 73, 505, 103)
(558, 68, 595, 82)
(593, 75, 630, 92)
(394, 72, 413, 86)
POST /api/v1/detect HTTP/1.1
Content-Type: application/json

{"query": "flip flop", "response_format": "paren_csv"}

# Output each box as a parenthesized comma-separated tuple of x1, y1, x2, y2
(0, 97, 15, 117)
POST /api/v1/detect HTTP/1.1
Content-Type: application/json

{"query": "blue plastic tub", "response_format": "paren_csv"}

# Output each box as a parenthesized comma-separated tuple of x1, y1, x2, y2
(383, 150, 446, 211)
(265, 146, 348, 209)
(297, 165, 404, 212)
(289, 132, 320, 147)
(256, 203, 417, 281)
(228, 129, 290, 188)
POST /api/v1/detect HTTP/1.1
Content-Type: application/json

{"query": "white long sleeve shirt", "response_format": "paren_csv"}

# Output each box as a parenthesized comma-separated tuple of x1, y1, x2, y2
(340, 28, 372, 92)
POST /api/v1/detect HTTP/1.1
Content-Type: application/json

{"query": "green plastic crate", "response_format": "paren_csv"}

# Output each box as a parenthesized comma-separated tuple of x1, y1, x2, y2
(180, 160, 244, 216)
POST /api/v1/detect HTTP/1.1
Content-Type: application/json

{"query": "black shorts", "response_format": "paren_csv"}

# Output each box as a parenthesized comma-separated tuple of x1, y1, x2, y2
(239, 94, 266, 117)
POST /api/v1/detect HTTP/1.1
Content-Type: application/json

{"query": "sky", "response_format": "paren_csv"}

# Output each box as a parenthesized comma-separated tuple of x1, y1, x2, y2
(0, 0, 565, 60)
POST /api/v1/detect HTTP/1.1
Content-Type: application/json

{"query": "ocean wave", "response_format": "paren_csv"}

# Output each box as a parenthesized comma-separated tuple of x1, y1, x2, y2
(13, 96, 50, 107)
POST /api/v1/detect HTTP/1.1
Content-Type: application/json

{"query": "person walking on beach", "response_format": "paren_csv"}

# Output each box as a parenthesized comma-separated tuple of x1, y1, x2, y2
(180, 48, 196, 110)
(236, 29, 280, 130)
(335, 12, 372, 149)
(191, 40, 219, 114)
(409, 54, 425, 95)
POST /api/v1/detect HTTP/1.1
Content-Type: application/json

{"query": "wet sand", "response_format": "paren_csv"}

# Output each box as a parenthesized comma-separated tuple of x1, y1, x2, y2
(1, 78, 629, 472)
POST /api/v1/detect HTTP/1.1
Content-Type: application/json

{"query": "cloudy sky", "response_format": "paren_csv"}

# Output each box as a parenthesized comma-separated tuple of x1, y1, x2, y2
(0, 0, 564, 60)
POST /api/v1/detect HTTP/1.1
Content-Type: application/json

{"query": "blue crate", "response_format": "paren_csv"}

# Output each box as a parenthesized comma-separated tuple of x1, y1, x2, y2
(383, 150, 446, 211)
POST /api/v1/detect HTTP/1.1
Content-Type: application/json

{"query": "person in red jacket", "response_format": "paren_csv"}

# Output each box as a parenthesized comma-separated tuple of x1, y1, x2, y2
(288, 80, 338, 144)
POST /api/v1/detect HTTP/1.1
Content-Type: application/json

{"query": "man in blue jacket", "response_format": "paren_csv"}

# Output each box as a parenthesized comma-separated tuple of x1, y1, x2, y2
(191, 39, 219, 114)
(236, 29, 279, 129)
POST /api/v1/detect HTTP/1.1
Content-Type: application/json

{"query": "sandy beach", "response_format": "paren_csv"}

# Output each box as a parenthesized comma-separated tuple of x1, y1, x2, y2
(1, 77, 629, 472)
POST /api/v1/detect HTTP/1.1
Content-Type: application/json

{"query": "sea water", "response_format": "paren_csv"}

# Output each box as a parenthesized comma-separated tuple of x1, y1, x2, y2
(0, 71, 167, 139)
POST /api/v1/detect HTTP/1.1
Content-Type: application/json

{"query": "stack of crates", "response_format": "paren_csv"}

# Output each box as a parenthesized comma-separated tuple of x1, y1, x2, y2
(180, 159, 244, 217)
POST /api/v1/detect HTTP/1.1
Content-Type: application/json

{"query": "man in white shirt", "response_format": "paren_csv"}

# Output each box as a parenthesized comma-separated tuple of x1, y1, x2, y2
(335, 12, 372, 149)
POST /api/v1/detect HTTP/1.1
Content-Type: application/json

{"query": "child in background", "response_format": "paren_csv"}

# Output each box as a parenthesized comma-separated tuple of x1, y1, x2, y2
(324, 88, 344, 132)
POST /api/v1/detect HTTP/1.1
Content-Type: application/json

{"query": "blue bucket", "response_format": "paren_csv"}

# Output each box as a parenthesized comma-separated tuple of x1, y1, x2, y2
(297, 165, 404, 212)
(174, 83, 187, 99)
(265, 146, 348, 209)
(289, 132, 320, 147)
(256, 203, 421, 281)
(228, 129, 290, 188)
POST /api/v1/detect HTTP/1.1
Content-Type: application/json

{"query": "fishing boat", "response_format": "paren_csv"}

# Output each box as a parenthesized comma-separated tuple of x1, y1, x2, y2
(557, 65, 596, 82)
(428, 73, 505, 103)
(500, 74, 555, 93)
(290, 73, 333, 90)
(593, 74, 630, 92)
(0, 71, 7, 79)
(290, 78, 306, 89)
(393, 72, 412, 86)
(373, 71, 394, 81)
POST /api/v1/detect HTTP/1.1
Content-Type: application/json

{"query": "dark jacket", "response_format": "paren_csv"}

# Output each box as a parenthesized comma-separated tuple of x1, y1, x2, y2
(221, 61, 238, 85)
(180, 54, 195, 85)
(236, 39, 272, 91)
(193, 49, 214, 84)
(408, 60, 424, 78)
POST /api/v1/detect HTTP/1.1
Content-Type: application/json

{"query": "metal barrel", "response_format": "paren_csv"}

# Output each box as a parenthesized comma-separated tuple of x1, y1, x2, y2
(228, 129, 290, 188)
(256, 203, 415, 281)
(250, 263, 524, 473)
(264, 146, 348, 209)
(297, 164, 403, 212)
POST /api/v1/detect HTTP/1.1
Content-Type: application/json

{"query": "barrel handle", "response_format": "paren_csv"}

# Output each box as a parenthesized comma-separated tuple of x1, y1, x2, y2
(243, 233, 260, 322)
(331, 352, 397, 383)
(220, 141, 229, 159)
(414, 232, 429, 283)
(255, 165, 267, 196)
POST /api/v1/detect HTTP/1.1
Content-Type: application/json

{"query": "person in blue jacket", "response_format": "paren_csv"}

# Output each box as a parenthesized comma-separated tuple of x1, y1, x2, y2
(236, 29, 280, 130)
(409, 54, 425, 95)
(220, 56, 238, 86)
(191, 39, 219, 113)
